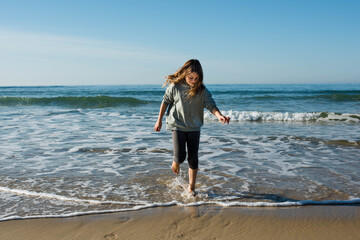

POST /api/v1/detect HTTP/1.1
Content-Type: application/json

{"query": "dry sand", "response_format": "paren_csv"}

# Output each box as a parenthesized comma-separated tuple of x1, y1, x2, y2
(0, 206, 359, 240)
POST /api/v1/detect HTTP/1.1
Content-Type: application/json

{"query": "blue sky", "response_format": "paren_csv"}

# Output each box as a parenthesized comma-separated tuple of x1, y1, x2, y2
(0, 0, 359, 86)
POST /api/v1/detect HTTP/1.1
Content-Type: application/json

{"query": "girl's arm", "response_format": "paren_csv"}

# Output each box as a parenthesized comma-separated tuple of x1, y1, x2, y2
(154, 102, 168, 132)
(212, 107, 230, 124)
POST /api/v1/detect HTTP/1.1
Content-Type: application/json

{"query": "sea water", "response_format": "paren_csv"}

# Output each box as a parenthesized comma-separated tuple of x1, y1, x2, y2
(0, 84, 359, 221)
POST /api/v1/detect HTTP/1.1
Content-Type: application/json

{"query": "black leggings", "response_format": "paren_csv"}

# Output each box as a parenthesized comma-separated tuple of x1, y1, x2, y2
(172, 130, 200, 169)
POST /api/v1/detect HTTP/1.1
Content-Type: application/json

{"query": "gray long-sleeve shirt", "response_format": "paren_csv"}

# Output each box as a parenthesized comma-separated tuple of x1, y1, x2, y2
(162, 83, 217, 132)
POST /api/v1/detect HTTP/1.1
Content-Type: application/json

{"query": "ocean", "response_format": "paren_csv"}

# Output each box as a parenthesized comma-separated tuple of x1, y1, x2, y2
(0, 84, 359, 221)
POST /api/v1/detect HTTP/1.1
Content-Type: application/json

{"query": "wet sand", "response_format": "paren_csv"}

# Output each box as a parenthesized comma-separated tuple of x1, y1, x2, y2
(0, 206, 359, 240)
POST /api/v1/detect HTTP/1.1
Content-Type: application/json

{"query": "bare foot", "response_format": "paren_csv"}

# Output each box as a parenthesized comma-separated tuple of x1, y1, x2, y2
(189, 188, 197, 197)
(171, 161, 180, 175)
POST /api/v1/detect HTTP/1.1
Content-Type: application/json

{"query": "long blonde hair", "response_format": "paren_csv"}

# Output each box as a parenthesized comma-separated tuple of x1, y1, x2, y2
(163, 59, 204, 99)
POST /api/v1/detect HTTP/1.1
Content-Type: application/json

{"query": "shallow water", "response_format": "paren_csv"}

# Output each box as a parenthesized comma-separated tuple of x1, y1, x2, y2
(0, 84, 359, 220)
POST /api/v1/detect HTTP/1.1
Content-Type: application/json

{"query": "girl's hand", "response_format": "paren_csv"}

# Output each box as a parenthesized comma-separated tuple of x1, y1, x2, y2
(212, 108, 230, 125)
(218, 115, 230, 124)
(154, 120, 162, 132)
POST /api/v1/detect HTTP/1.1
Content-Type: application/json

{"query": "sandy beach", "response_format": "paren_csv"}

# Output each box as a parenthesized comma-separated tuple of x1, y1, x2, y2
(0, 206, 359, 240)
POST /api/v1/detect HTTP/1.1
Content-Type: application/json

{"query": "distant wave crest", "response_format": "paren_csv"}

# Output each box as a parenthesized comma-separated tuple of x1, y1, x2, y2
(0, 96, 149, 108)
(249, 93, 360, 102)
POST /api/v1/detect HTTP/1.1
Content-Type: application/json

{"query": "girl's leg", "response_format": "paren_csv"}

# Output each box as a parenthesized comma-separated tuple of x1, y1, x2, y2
(189, 168, 198, 194)
(186, 131, 200, 194)
(172, 131, 186, 174)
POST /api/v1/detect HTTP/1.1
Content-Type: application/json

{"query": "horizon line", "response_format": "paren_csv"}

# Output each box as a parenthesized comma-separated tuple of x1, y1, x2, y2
(1, 82, 360, 88)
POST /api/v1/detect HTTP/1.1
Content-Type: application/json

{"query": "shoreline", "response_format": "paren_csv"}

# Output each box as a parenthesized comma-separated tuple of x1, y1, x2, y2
(0, 205, 359, 240)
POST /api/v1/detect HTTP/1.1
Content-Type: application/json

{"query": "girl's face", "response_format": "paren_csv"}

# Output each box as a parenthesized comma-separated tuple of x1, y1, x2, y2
(185, 72, 199, 86)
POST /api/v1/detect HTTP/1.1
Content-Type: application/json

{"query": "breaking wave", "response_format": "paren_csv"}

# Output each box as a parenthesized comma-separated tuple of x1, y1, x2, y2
(205, 111, 360, 123)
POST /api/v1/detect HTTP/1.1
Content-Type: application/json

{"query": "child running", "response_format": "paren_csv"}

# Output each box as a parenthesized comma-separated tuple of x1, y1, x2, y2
(154, 59, 230, 196)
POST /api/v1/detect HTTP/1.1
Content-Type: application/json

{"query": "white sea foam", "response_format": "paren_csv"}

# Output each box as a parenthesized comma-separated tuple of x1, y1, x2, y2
(1, 198, 359, 222)
(0, 187, 144, 205)
(318, 112, 360, 123)
(204, 111, 360, 123)
(68, 147, 81, 153)
(204, 111, 320, 122)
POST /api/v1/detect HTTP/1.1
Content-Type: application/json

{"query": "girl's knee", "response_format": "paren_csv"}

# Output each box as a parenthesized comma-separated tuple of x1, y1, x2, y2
(174, 154, 186, 164)
(189, 164, 198, 170)
(188, 157, 198, 169)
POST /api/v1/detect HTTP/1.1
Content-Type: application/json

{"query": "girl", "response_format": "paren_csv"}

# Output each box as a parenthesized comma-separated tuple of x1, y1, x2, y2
(154, 59, 230, 196)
